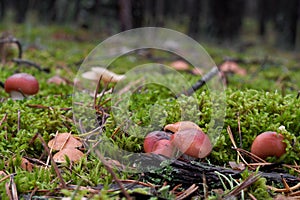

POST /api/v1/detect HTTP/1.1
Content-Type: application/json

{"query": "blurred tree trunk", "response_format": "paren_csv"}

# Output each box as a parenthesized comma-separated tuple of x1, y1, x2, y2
(143, 0, 164, 26)
(207, 0, 245, 41)
(132, 0, 144, 28)
(144, 0, 154, 26)
(257, 0, 268, 36)
(38, 0, 57, 22)
(188, 0, 201, 38)
(14, 0, 29, 23)
(274, 0, 299, 49)
(0, 0, 4, 20)
(73, 0, 82, 21)
(155, 0, 164, 26)
(119, 0, 132, 30)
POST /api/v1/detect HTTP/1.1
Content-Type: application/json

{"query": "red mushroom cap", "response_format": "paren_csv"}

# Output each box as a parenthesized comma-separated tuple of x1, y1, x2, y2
(171, 129, 212, 158)
(5, 73, 39, 95)
(144, 131, 170, 153)
(251, 131, 286, 159)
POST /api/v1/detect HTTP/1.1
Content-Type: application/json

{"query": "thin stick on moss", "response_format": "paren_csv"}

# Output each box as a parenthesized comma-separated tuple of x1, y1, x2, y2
(46, 131, 59, 166)
(36, 133, 67, 189)
(94, 149, 132, 200)
(178, 66, 219, 96)
(17, 109, 20, 132)
(223, 173, 261, 198)
(29, 186, 38, 199)
(283, 164, 300, 174)
(176, 184, 199, 200)
(237, 112, 242, 148)
(227, 126, 250, 168)
(93, 75, 103, 110)
(0, 173, 13, 184)
(12, 58, 50, 73)
(0, 113, 7, 127)
(97, 78, 111, 107)
(233, 147, 266, 164)
(5, 181, 13, 200)
(9, 175, 18, 200)
(203, 173, 209, 199)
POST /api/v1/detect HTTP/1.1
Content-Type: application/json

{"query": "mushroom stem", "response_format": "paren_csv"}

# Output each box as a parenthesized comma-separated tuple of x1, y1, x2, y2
(9, 91, 26, 100)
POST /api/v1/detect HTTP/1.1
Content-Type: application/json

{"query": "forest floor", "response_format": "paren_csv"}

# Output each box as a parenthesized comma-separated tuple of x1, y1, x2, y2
(0, 23, 300, 199)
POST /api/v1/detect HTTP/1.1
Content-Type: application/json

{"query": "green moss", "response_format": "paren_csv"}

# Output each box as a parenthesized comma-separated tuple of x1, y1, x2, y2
(1, 22, 300, 198)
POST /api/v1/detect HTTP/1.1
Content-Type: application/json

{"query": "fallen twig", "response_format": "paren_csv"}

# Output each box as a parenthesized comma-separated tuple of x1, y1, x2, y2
(0, 113, 7, 127)
(223, 173, 260, 198)
(12, 58, 50, 73)
(175, 184, 198, 200)
(227, 126, 250, 168)
(178, 66, 220, 97)
(141, 154, 300, 189)
(17, 109, 20, 132)
(94, 149, 132, 200)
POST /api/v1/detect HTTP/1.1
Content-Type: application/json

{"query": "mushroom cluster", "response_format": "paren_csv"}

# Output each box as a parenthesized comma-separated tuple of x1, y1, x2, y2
(144, 121, 213, 159)
(48, 133, 84, 163)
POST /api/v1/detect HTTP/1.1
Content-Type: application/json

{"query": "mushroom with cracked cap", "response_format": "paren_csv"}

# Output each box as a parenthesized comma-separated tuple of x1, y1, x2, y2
(171, 128, 212, 158)
(151, 139, 175, 158)
(143, 131, 171, 153)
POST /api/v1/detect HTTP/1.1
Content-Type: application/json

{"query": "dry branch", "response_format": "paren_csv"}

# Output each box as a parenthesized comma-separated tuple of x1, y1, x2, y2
(140, 154, 300, 189)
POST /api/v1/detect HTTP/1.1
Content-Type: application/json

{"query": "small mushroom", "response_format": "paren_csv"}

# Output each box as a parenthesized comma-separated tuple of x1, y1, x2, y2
(144, 131, 170, 153)
(82, 67, 125, 83)
(219, 60, 246, 76)
(4, 73, 39, 100)
(47, 75, 67, 85)
(171, 129, 212, 158)
(170, 60, 189, 71)
(151, 139, 175, 158)
(53, 148, 84, 163)
(48, 133, 82, 151)
(164, 121, 202, 133)
(251, 131, 286, 159)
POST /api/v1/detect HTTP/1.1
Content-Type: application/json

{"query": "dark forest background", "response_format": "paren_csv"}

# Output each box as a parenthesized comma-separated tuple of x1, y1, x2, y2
(1, 0, 300, 50)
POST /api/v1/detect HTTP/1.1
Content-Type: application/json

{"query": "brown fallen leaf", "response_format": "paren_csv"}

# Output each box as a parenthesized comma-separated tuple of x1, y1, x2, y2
(48, 132, 83, 151)
(20, 157, 34, 172)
